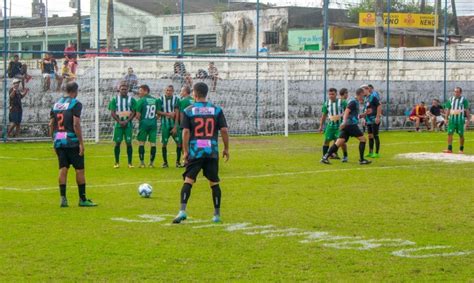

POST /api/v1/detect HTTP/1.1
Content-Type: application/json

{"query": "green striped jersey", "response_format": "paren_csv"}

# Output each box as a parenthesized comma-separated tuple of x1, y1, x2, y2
(322, 98, 347, 126)
(159, 95, 180, 128)
(108, 95, 136, 124)
(446, 96, 469, 124)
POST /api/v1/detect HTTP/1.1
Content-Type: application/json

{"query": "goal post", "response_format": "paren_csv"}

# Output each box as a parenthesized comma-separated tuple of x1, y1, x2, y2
(87, 56, 290, 143)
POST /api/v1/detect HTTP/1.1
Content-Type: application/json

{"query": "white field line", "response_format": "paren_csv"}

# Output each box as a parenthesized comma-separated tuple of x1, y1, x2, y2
(396, 152, 474, 163)
(2, 139, 474, 161)
(0, 163, 465, 192)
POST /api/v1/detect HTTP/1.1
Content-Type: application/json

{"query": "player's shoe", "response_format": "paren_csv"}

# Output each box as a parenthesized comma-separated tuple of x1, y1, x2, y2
(359, 159, 372, 165)
(330, 153, 341, 160)
(148, 162, 155, 168)
(365, 153, 374, 158)
(458, 151, 464, 154)
(372, 153, 380, 158)
(60, 197, 68, 208)
(212, 215, 222, 223)
(172, 211, 187, 224)
(114, 163, 120, 168)
(442, 149, 453, 154)
(79, 199, 98, 207)
(176, 162, 184, 168)
(139, 162, 146, 168)
(320, 157, 330, 165)
(128, 164, 134, 168)
(161, 162, 169, 168)
(342, 156, 348, 163)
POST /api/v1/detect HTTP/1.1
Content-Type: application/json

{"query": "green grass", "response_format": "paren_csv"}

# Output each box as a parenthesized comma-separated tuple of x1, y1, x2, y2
(1, 132, 473, 281)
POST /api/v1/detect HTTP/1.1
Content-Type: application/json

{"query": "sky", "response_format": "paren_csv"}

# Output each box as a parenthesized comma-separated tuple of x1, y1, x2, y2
(3, 0, 473, 17)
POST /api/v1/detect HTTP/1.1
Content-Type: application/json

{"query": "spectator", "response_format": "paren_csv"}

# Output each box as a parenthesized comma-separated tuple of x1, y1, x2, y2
(409, 101, 430, 132)
(428, 99, 445, 131)
(208, 62, 219, 92)
(64, 43, 78, 74)
(61, 60, 76, 84)
(196, 69, 208, 79)
(42, 53, 63, 92)
(8, 54, 31, 89)
(259, 42, 269, 55)
(173, 60, 187, 85)
(122, 67, 138, 94)
(184, 72, 193, 88)
(7, 78, 29, 138)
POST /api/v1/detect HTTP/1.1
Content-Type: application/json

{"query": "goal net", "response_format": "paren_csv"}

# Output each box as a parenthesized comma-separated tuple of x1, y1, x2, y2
(81, 57, 289, 142)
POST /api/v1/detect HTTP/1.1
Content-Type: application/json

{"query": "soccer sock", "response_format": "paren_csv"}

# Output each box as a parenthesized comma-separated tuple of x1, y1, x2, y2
(150, 146, 157, 163)
(59, 184, 66, 197)
(162, 147, 168, 164)
(325, 144, 338, 159)
(374, 135, 380, 154)
(460, 145, 464, 151)
(176, 146, 182, 163)
(343, 149, 348, 157)
(180, 183, 192, 211)
(126, 144, 133, 164)
(368, 138, 374, 153)
(78, 184, 86, 201)
(211, 184, 222, 216)
(359, 142, 366, 161)
(322, 145, 329, 155)
(139, 145, 145, 162)
(448, 144, 453, 151)
(114, 144, 120, 163)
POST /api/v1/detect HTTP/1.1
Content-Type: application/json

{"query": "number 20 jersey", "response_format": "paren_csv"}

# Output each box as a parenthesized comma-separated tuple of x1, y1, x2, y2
(181, 102, 228, 160)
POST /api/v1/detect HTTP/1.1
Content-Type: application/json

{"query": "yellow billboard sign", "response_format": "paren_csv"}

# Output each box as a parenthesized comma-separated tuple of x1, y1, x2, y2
(359, 12, 438, 29)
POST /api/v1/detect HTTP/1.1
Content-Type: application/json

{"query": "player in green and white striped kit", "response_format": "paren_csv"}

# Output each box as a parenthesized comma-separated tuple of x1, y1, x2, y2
(108, 83, 136, 168)
(319, 88, 348, 162)
(157, 85, 181, 168)
(443, 87, 471, 154)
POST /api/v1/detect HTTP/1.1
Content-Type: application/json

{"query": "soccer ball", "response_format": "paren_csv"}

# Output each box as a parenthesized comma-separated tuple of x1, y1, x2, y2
(138, 183, 153, 198)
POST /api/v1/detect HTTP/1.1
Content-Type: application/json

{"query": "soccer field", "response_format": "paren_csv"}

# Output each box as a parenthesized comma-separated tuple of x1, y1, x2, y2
(1, 132, 473, 281)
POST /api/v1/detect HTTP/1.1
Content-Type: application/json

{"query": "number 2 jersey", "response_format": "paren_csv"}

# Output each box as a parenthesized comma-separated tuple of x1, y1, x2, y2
(181, 102, 228, 160)
(50, 96, 82, 149)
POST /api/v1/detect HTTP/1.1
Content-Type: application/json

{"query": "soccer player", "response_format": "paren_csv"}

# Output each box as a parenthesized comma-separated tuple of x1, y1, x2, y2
(339, 88, 349, 101)
(157, 85, 182, 168)
(443, 87, 471, 154)
(362, 84, 382, 158)
(177, 86, 194, 163)
(321, 88, 371, 165)
(135, 85, 160, 168)
(172, 82, 229, 224)
(318, 88, 348, 162)
(109, 83, 136, 168)
(49, 82, 97, 207)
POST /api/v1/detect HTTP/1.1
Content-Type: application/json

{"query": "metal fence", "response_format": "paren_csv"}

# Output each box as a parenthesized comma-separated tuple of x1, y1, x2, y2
(1, 0, 473, 141)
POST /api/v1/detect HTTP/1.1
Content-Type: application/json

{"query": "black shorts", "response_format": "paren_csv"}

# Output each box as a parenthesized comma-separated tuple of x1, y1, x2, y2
(339, 124, 363, 141)
(9, 111, 22, 124)
(183, 158, 219, 183)
(367, 123, 380, 135)
(55, 147, 84, 170)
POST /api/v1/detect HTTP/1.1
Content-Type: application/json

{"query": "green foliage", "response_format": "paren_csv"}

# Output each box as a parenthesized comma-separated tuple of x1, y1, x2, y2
(1, 132, 473, 280)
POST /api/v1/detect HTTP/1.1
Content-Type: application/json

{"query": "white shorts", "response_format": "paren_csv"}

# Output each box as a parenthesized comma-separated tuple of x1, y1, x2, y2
(435, 116, 444, 123)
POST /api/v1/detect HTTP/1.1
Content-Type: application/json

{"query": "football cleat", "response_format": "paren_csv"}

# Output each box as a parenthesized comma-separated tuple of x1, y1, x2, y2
(172, 211, 187, 224)
(79, 199, 98, 207)
(320, 158, 330, 165)
(459, 151, 464, 154)
(161, 162, 169, 168)
(176, 162, 184, 168)
(372, 153, 380, 158)
(128, 164, 134, 168)
(359, 159, 372, 165)
(442, 149, 453, 154)
(139, 163, 146, 168)
(365, 153, 375, 158)
(212, 215, 222, 223)
(113, 163, 120, 169)
(148, 163, 155, 168)
(60, 197, 68, 208)
(342, 156, 348, 163)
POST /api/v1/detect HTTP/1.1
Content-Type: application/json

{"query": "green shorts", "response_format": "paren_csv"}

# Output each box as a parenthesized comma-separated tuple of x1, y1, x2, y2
(324, 125, 340, 141)
(161, 125, 182, 145)
(447, 122, 464, 136)
(113, 125, 133, 143)
(137, 124, 157, 143)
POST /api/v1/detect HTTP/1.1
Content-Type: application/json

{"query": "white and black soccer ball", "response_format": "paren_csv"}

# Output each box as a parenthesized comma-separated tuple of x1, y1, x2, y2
(138, 183, 153, 198)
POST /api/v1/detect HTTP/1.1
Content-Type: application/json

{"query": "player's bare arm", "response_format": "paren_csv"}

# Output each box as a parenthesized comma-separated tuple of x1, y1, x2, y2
(182, 128, 190, 161)
(73, 116, 84, 156)
(221, 127, 230, 162)
(319, 114, 327, 133)
(340, 108, 351, 130)
(376, 104, 382, 124)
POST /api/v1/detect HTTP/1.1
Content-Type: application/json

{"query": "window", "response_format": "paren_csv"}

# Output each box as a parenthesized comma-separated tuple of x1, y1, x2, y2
(183, 35, 195, 48)
(143, 36, 163, 50)
(265, 31, 279, 45)
(196, 34, 217, 48)
(118, 37, 141, 50)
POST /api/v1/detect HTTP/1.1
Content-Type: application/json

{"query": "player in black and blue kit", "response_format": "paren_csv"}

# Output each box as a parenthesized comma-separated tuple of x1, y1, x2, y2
(49, 82, 97, 207)
(321, 88, 371, 165)
(363, 84, 382, 158)
(172, 82, 230, 224)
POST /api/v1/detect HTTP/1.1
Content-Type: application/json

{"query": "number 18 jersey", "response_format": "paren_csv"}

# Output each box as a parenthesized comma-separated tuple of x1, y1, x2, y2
(136, 94, 160, 128)
(181, 102, 228, 160)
